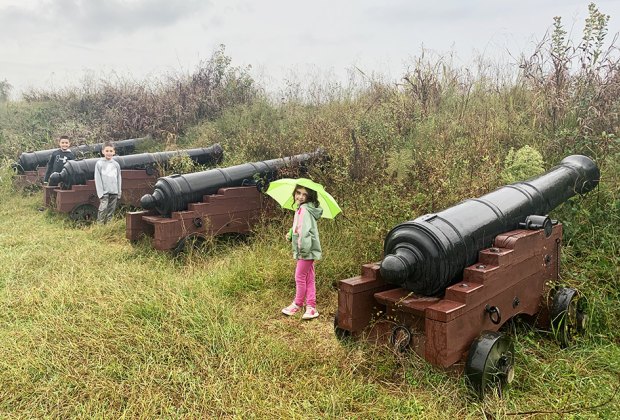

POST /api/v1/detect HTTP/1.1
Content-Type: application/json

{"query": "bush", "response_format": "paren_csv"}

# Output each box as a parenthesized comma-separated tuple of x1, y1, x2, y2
(500, 145, 545, 183)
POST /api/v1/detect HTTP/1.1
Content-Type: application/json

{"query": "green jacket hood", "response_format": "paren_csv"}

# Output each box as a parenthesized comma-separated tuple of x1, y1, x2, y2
(302, 202, 323, 219)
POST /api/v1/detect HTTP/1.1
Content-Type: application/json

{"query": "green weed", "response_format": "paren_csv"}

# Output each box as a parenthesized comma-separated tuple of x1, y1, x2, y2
(0, 4, 619, 417)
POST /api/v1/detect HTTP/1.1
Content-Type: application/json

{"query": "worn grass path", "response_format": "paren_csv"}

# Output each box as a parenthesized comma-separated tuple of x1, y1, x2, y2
(0, 188, 618, 418)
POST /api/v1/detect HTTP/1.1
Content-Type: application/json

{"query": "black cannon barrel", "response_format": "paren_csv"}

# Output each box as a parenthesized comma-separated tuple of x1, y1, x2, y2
(141, 150, 323, 216)
(13, 137, 147, 173)
(380, 155, 600, 296)
(47, 145, 223, 188)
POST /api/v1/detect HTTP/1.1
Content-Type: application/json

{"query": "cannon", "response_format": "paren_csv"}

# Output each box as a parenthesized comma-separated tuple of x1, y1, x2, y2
(12, 137, 147, 187)
(14, 137, 146, 173)
(380, 155, 600, 296)
(140, 150, 322, 217)
(43, 145, 223, 222)
(47, 145, 223, 188)
(127, 150, 322, 252)
(335, 155, 599, 397)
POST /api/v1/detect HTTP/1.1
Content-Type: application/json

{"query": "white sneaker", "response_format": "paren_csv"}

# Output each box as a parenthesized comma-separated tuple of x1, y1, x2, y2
(302, 306, 319, 320)
(282, 303, 301, 316)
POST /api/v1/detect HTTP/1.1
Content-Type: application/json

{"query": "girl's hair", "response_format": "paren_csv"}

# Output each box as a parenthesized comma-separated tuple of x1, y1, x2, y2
(293, 185, 320, 207)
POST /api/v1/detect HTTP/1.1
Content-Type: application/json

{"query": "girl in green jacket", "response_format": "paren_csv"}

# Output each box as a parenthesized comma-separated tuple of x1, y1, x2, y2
(282, 185, 323, 319)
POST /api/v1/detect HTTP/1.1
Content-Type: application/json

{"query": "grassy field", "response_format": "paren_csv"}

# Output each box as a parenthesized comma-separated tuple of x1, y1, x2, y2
(0, 177, 618, 418)
(1, 5, 619, 417)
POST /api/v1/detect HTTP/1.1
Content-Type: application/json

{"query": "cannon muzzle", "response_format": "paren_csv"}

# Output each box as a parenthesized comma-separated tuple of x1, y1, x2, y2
(13, 137, 147, 174)
(141, 150, 323, 216)
(380, 155, 600, 296)
(48, 171, 62, 186)
(48, 145, 223, 188)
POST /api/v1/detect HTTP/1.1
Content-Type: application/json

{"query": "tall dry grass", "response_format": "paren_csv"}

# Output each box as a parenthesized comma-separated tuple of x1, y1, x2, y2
(0, 3, 619, 417)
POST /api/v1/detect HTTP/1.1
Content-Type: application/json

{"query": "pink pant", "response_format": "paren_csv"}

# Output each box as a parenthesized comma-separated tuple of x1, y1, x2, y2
(294, 259, 316, 308)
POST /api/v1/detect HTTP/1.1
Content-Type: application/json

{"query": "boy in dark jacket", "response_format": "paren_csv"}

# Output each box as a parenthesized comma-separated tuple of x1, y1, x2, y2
(44, 135, 75, 183)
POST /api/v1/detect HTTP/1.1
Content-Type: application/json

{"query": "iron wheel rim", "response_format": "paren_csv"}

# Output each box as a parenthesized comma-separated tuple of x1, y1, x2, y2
(465, 331, 515, 398)
(551, 287, 588, 348)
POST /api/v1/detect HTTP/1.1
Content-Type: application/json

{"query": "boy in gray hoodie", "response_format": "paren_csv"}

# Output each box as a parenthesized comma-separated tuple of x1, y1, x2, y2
(94, 142, 122, 224)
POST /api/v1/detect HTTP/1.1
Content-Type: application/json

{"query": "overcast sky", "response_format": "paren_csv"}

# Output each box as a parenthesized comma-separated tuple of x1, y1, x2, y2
(1, 0, 619, 98)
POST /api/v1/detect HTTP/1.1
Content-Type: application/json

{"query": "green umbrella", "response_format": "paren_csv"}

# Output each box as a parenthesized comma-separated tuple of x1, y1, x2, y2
(265, 178, 342, 219)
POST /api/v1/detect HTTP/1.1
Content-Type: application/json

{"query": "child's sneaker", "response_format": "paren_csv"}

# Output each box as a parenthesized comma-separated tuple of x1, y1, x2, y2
(282, 303, 301, 316)
(302, 306, 319, 320)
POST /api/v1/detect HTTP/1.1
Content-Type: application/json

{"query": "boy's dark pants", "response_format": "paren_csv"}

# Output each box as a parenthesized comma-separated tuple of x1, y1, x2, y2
(97, 193, 118, 224)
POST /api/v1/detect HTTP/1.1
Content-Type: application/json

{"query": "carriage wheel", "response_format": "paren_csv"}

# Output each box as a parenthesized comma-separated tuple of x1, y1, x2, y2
(173, 233, 207, 256)
(551, 287, 588, 348)
(333, 313, 351, 342)
(465, 331, 515, 398)
(390, 325, 412, 353)
(69, 204, 97, 222)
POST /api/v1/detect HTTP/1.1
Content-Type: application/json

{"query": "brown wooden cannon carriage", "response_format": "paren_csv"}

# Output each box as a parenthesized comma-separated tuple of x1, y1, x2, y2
(43, 169, 160, 221)
(335, 155, 598, 397)
(43, 146, 223, 221)
(14, 167, 48, 189)
(126, 151, 322, 252)
(127, 186, 265, 252)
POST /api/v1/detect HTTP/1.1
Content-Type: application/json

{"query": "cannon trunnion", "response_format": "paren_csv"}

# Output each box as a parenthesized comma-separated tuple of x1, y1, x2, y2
(335, 155, 598, 397)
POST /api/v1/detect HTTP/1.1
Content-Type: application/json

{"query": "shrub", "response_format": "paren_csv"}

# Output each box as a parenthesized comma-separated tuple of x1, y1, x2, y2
(500, 145, 545, 183)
